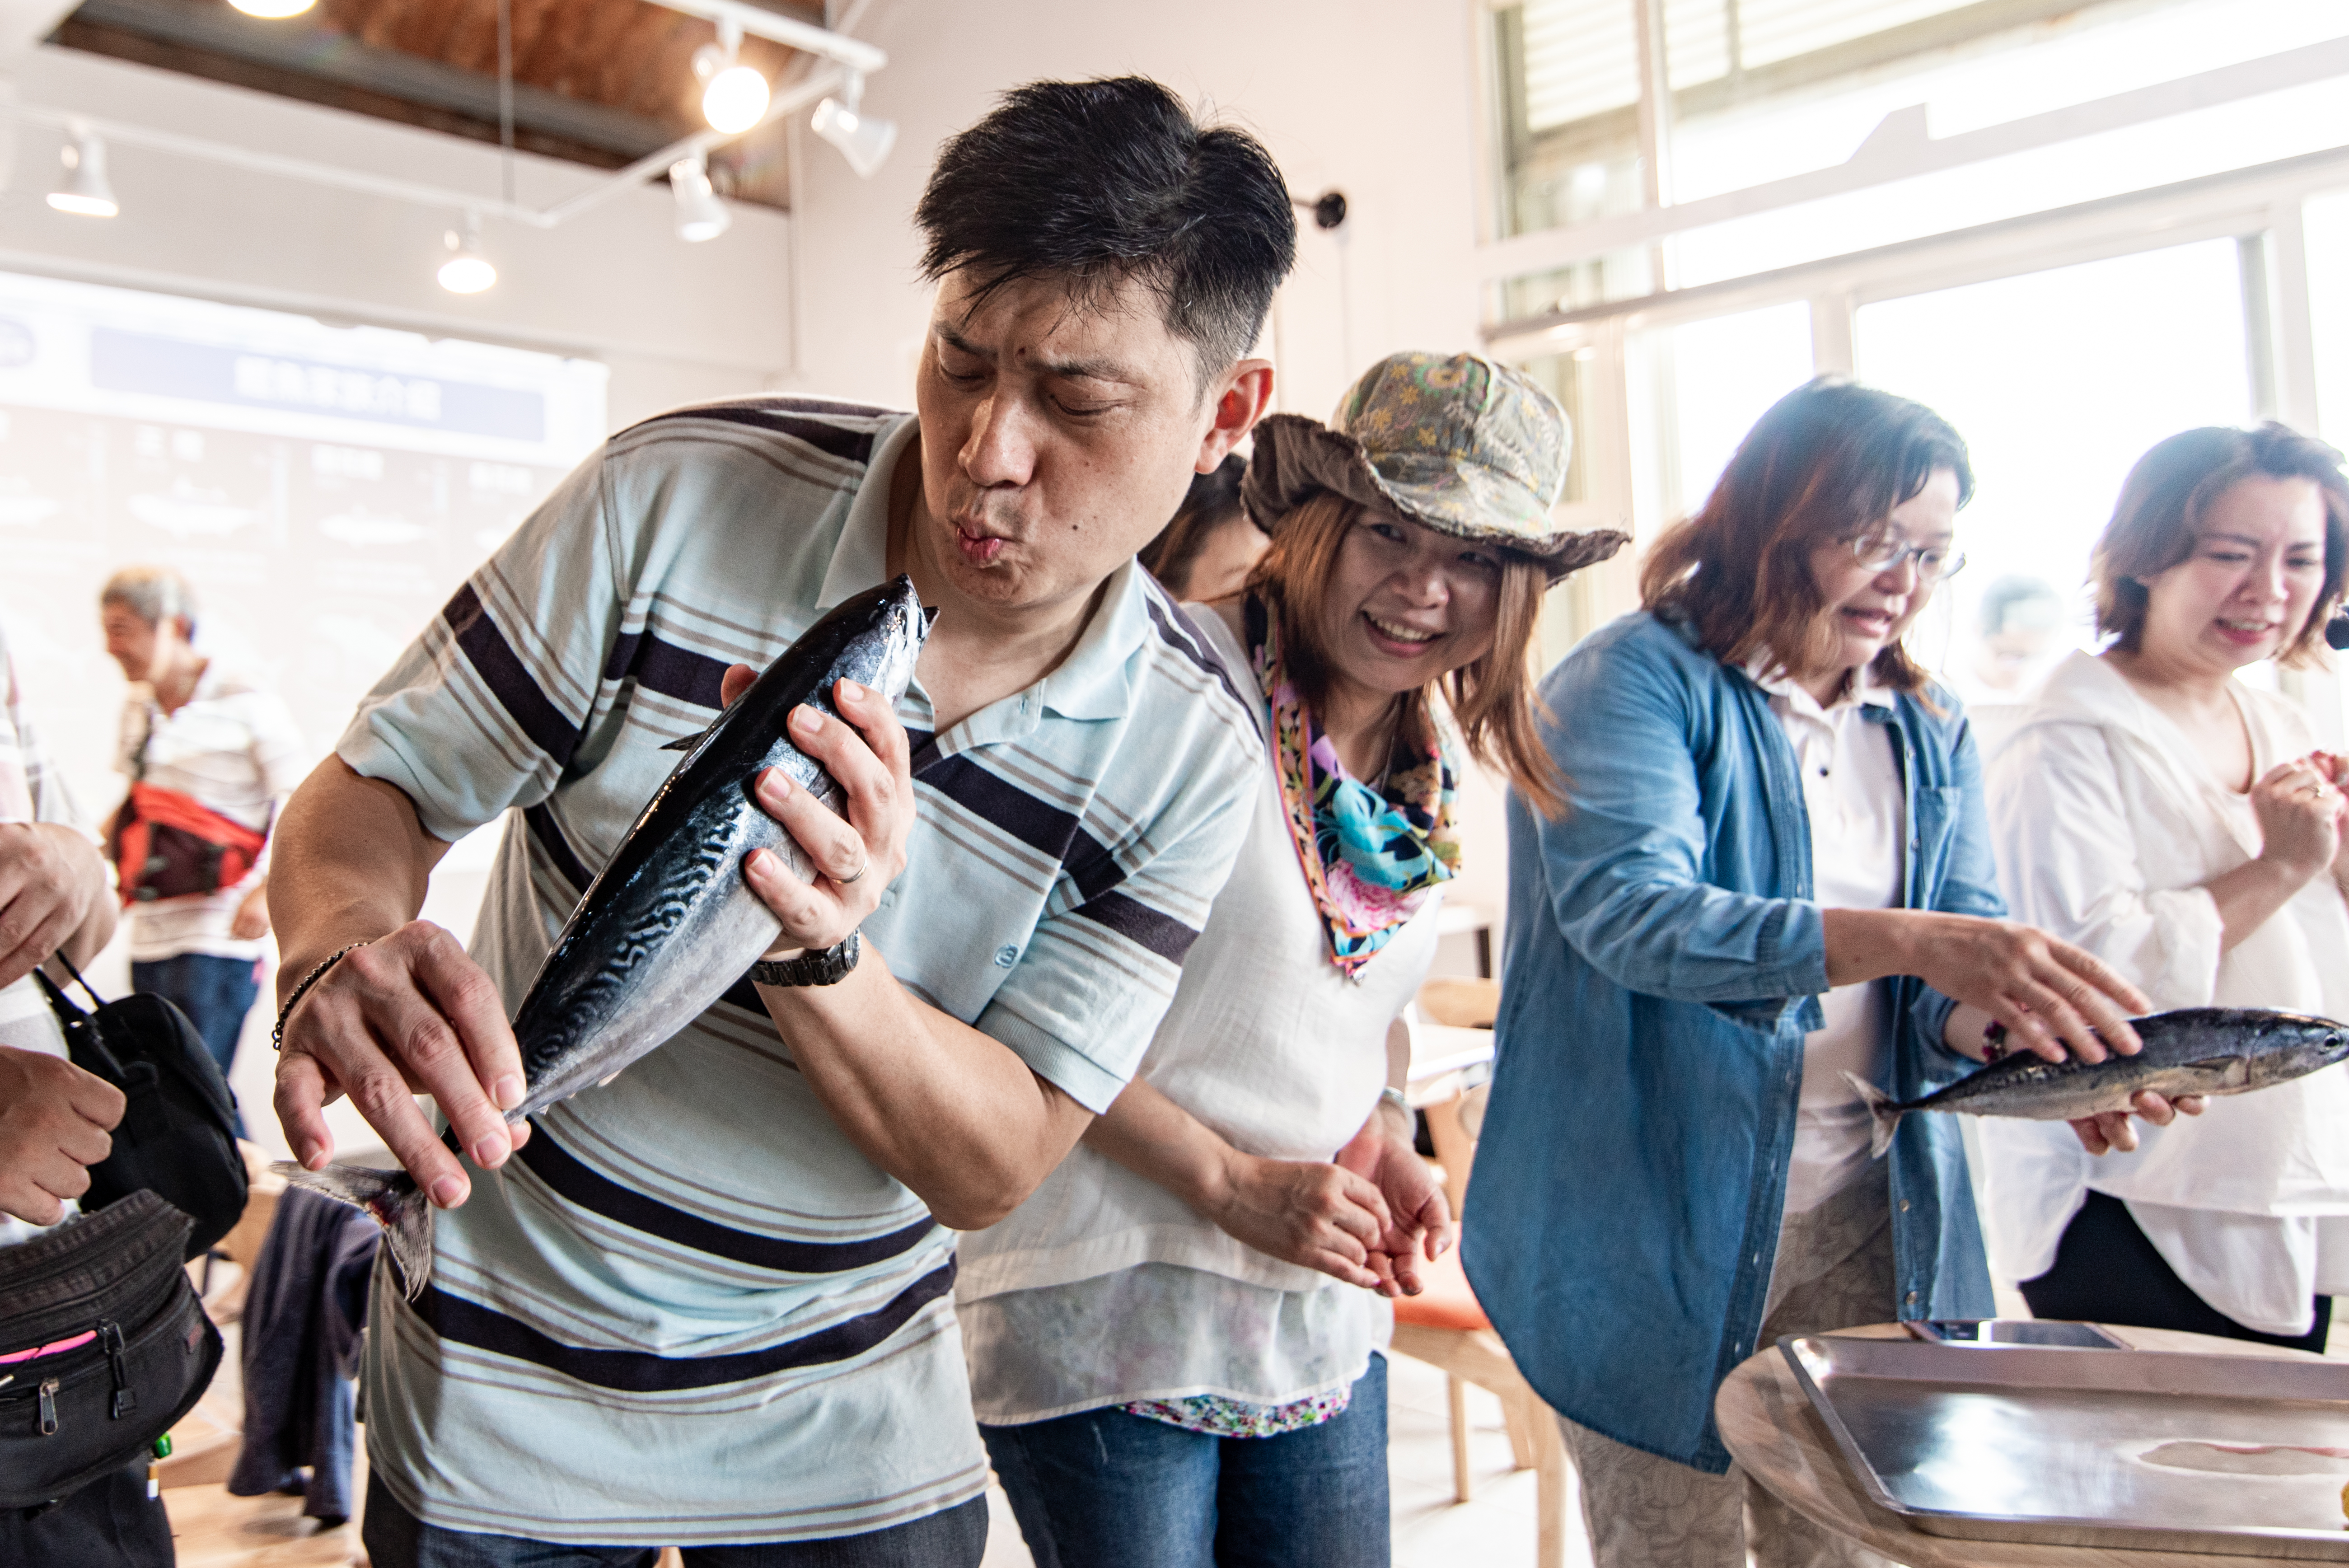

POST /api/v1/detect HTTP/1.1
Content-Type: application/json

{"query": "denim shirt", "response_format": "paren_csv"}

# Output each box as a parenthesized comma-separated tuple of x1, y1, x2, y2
(1463, 611, 1998, 1474)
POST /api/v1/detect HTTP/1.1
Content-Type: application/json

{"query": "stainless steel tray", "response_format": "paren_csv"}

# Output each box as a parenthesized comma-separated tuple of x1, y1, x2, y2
(1780, 1334, 2349, 1559)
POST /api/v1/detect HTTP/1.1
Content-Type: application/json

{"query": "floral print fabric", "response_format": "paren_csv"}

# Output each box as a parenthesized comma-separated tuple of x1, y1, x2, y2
(1122, 1386, 1354, 1439)
(1247, 598, 1458, 976)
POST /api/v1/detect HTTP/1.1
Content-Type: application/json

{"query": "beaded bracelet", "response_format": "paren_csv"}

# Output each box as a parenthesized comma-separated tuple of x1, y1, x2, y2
(271, 941, 370, 1051)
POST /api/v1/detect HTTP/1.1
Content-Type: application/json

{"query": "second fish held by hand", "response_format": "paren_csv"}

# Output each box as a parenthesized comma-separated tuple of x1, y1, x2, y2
(1849, 1007, 2349, 1157)
(278, 576, 932, 1294)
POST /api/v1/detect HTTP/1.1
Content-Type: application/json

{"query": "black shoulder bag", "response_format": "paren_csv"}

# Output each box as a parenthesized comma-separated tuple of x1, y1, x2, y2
(34, 955, 248, 1260)
(0, 1191, 223, 1512)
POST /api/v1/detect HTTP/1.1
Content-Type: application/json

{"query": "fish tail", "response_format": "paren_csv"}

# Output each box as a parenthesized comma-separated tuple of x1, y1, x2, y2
(271, 1161, 435, 1300)
(1840, 1072, 1902, 1160)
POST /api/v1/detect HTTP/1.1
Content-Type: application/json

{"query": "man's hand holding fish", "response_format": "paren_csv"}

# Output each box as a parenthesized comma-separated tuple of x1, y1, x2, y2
(735, 673, 914, 955)
(269, 821, 532, 1211)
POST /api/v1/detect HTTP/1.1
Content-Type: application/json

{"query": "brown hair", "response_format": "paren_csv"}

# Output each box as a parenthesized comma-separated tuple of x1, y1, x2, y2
(1140, 454, 1259, 597)
(1249, 491, 1563, 816)
(1640, 377, 1973, 692)
(2092, 422, 2349, 667)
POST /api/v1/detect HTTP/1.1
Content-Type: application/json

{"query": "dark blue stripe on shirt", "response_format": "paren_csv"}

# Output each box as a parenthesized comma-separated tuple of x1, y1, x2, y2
(523, 802, 593, 892)
(515, 1127, 936, 1273)
(919, 755, 1082, 861)
(604, 629, 730, 709)
(919, 754, 1135, 905)
(640, 404, 879, 465)
(411, 1257, 956, 1392)
(444, 583, 580, 766)
(1142, 585, 1257, 721)
(1073, 889, 1198, 964)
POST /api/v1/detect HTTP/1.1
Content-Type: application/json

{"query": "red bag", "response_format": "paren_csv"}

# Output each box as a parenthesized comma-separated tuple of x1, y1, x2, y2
(110, 782, 265, 906)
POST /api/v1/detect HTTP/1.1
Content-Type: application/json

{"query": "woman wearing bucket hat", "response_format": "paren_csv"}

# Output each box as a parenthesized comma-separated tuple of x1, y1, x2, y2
(958, 352, 1624, 1568)
(1464, 379, 2173, 1568)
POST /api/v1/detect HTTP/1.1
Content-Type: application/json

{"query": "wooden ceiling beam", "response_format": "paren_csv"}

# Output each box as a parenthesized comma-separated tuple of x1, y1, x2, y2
(47, 0, 812, 208)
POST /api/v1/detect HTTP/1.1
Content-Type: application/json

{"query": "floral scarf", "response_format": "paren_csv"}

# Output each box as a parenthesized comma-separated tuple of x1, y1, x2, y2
(1246, 598, 1459, 976)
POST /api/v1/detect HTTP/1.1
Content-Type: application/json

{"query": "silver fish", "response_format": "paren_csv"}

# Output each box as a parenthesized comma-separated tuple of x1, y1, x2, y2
(1847, 1007, 2349, 1158)
(279, 576, 931, 1295)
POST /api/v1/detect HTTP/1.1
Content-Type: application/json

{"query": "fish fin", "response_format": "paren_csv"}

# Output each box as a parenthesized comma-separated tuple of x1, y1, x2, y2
(1840, 1071, 1902, 1160)
(271, 1161, 435, 1300)
(660, 727, 711, 753)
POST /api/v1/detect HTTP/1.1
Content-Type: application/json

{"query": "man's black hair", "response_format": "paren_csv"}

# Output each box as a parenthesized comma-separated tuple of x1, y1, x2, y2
(916, 77, 1297, 384)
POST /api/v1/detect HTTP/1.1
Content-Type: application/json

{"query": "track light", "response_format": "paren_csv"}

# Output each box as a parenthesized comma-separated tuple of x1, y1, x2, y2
(228, 0, 316, 15)
(669, 154, 730, 243)
(693, 18, 770, 135)
(437, 214, 497, 294)
(811, 71, 895, 179)
(47, 129, 118, 218)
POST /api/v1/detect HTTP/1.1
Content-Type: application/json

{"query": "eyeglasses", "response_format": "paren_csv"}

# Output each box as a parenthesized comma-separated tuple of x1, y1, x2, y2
(1850, 528, 1966, 582)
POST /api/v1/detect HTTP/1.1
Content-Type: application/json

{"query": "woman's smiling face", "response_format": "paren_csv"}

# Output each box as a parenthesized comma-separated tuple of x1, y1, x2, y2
(1320, 508, 1506, 698)
(2136, 473, 2329, 676)
(1802, 466, 1961, 693)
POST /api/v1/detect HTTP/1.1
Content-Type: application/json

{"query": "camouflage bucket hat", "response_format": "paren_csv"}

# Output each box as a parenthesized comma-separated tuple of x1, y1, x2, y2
(1242, 351, 1628, 581)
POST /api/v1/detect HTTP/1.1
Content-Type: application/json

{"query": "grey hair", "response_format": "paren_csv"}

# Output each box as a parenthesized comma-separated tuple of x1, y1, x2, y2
(99, 566, 198, 636)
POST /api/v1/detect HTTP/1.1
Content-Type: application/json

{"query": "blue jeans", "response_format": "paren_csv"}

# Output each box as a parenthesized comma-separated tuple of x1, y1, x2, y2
(360, 1476, 987, 1567)
(132, 952, 259, 1135)
(983, 1354, 1389, 1568)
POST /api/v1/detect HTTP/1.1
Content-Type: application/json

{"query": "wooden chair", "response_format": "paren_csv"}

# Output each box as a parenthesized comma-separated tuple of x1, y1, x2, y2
(1392, 979, 1569, 1568)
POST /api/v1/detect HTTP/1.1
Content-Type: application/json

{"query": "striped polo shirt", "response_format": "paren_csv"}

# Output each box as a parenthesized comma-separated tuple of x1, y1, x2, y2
(337, 398, 1262, 1547)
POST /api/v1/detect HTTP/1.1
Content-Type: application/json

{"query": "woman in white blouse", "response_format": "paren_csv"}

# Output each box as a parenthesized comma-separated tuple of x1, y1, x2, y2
(956, 353, 1623, 1568)
(1985, 421, 2349, 1351)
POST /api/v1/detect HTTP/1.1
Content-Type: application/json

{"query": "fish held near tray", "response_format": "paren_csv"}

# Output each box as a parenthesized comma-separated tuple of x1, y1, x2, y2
(1847, 1006, 2349, 1158)
(275, 576, 932, 1296)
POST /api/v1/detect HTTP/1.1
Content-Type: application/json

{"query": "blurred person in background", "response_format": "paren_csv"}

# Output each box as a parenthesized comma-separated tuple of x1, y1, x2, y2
(1984, 422, 2349, 1353)
(1139, 451, 1268, 602)
(0, 613, 152, 1565)
(1964, 574, 2068, 698)
(959, 352, 1623, 1568)
(100, 567, 305, 1123)
(1947, 574, 2070, 754)
(1467, 379, 2169, 1568)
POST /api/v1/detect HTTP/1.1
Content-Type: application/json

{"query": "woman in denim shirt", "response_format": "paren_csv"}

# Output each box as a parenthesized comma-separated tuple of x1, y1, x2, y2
(1465, 380, 2174, 1568)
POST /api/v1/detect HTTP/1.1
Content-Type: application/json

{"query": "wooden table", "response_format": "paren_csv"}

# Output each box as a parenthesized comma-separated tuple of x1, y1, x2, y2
(1715, 1321, 2340, 1568)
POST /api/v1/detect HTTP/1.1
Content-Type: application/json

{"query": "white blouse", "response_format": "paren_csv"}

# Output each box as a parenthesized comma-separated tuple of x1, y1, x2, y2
(1982, 650, 2349, 1335)
(1744, 662, 1905, 1216)
(955, 606, 1433, 1423)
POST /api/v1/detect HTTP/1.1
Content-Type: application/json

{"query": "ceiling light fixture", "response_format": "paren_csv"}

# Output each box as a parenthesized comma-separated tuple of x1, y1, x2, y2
(437, 213, 497, 293)
(47, 127, 118, 217)
(669, 153, 730, 242)
(810, 70, 894, 178)
(227, 0, 317, 15)
(693, 17, 770, 135)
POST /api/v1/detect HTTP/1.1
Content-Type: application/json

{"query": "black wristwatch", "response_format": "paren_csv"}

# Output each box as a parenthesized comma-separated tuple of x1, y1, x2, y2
(752, 930, 861, 988)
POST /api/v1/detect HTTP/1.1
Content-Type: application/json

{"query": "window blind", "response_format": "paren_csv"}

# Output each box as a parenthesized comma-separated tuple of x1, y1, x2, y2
(1521, 0, 1978, 132)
